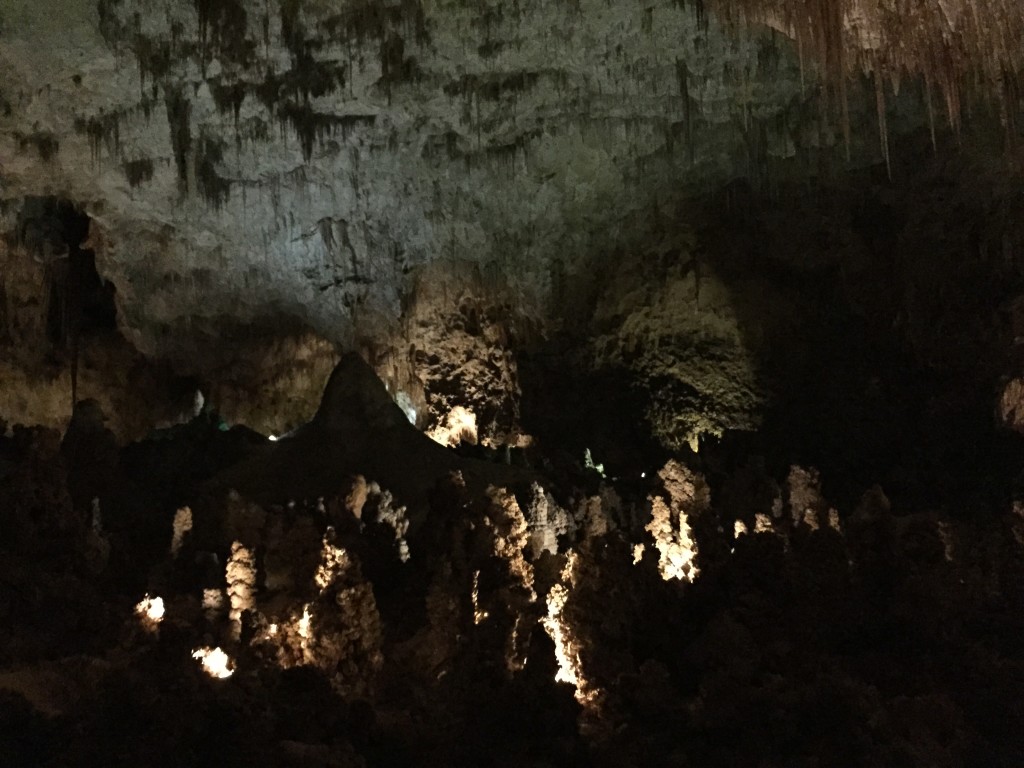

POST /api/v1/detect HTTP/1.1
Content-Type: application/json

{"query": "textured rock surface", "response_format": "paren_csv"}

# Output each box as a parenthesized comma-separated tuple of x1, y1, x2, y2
(2, 0, 1022, 458)
(0, 0, 818, 361)
(4, 5, 1024, 766)
(2, 320, 1024, 768)
(590, 228, 765, 448)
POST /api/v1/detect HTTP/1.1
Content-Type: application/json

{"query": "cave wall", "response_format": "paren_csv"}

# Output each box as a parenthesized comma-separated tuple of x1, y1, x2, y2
(0, 0, 828, 366)
(3, 0, 1022, 453)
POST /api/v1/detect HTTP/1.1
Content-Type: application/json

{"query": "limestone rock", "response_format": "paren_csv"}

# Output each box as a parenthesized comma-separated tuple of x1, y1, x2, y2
(0, 0, 811, 370)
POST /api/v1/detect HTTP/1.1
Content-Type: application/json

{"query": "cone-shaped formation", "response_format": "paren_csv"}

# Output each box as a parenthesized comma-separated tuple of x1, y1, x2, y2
(208, 353, 528, 512)
(312, 353, 411, 434)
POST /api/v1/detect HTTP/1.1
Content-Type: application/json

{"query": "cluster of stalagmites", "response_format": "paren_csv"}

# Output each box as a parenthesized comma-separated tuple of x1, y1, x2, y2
(4, 389, 1024, 766)
(143, 468, 605, 702)
(157, 483, 389, 699)
(514, 459, 1024, 763)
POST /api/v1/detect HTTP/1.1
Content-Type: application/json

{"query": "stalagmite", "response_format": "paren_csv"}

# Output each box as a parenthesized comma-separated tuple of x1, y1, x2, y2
(226, 541, 256, 639)
(646, 460, 706, 583)
(647, 492, 700, 581)
(170, 506, 192, 558)
(2, 2, 1024, 764)
(542, 551, 597, 706)
(192, 647, 234, 679)
(134, 594, 165, 632)
(485, 486, 535, 595)
(369, 485, 410, 562)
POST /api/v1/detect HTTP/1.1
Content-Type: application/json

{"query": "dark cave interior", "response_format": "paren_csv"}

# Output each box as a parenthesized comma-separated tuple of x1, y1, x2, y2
(6, 143, 1024, 767)
(4, 2, 1024, 768)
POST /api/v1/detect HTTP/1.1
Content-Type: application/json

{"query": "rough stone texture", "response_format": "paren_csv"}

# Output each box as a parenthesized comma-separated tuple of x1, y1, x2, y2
(2, 0, 1021, 459)
(0, 195, 340, 436)
(998, 377, 1024, 432)
(590, 228, 764, 448)
(202, 329, 338, 433)
(3, 324, 1024, 767)
(388, 261, 527, 446)
(0, 0, 816, 363)
(0, 224, 194, 438)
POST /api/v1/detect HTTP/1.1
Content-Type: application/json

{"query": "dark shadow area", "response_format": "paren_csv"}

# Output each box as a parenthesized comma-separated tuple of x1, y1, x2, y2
(15, 197, 118, 353)
(517, 344, 670, 479)
(517, 123, 1024, 518)
(708, 127, 1024, 515)
(6, 49, 1024, 768)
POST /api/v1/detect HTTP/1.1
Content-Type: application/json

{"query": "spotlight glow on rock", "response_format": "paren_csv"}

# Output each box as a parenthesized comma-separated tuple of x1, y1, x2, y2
(134, 594, 165, 630)
(192, 646, 234, 679)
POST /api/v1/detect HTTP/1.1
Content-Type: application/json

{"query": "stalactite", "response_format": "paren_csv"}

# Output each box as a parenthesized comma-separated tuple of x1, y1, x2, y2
(925, 74, 938, 155)
(874, 67, 891, 180)
(1001, 70, 1019, 155)
(999, 79, 1012, 154)
(713, 0, 1024, 154)
(839, 55, 850, 162)
(946, 75, 962, 144)
(797, 32, 805, 94)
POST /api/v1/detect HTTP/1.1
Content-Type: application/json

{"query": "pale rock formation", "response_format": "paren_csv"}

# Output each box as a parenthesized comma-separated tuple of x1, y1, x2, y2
(998, 377, 1024, 433)
(269, 538, 383, 697)
(485, 485, 534, 596)
(134, 594, 165, 632)
(427, 405, 478, 449)
(647, 494, 700, 583)
(170, 506, 192, 558)
(576, 492, 613, 540)
(0, 0, 821, 440)
(392, 262, 526, 446)
(203, 331, 339, 434)
(591, 230, 765, 449)
(202, 588, 227, 623)
(345, 475, 370, 522)
(526, 482, 573, 559)
(0, 0, 1018, 455)
(0, 0, 809, 356)
(0, 225, 193, 438)
(226, 540, 257, 638)
(645, 460, 708, 582)
(787, 465, 827, 529)
(192, 646, 235, 679)
(366, 482, 410, 562)
(828, 508, 842, 532)
(313, 533, 351, 592)
(542, 550, 601, 708)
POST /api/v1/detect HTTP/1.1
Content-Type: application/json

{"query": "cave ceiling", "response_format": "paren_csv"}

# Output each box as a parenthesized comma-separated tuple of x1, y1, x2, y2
(1, 0, 1023, 440)
(0, 2, 883, 346)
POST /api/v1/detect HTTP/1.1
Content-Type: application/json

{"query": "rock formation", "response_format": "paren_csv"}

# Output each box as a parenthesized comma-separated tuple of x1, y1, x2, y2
(2, 2, 1024, 766)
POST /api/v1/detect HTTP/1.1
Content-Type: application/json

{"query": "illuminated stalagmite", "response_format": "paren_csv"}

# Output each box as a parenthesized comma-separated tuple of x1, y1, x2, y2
(646, 461, 707, 583)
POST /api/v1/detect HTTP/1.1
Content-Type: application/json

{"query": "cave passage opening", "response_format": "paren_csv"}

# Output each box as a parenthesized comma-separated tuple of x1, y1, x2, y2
(14, 196, 118, 403)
